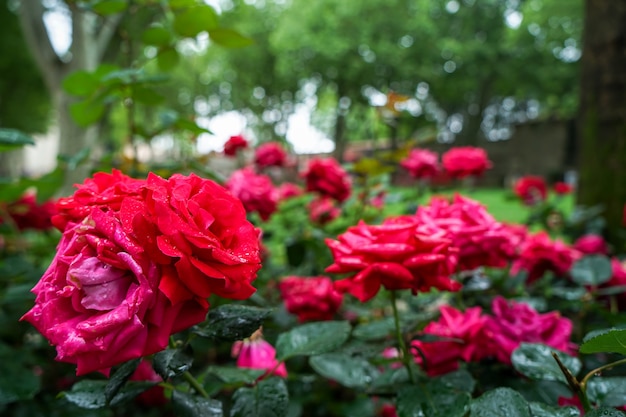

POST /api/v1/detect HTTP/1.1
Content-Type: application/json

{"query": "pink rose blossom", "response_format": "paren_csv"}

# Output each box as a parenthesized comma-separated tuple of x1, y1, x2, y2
(513, 176, 548, 206)
(510, 232, 580, 283)
(232, 331, 287, 378)
(254, 142, 288, 168)
(573, 234, 608, 255)
(226, 167, 278, 221)
(400, 149, 440, 179)
(276, 182, 303, 201)
(223, 135, 249, 156)
(302, 157, 352, 202)
(309, 197, 341, 225)
(441, 147, 492, 179)
(278, 276, 343, 322)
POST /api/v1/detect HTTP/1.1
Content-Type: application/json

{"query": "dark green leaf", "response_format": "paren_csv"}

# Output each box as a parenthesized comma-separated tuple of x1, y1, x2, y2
(92, 0, 127, 15)
(0, 358, 40, 404)
(580, 328, 626, 356)
(142, 26, 172, 46)
(153, 348, 193, 380)
(173, 5, 219, 38)
(62, 71, 100, 97)
(70, 99, 106, 127)
(585, 407, 626, 417)
(109, 381, 158, 407)
(230, 377, 288, 417)
(528, 402, 579, 417)
(174, 118, 211, 134)
(371, 367, 409, 391)
(469, 388, 531, 417)
(132, 86, 166, 105)
(512, 343, 581, 384)
(0, 128, 35, 150)
(105, 359, 140, 403)
(571, 255, 613, 286)
(157, 48, 180, 71)
(396, 382, 470, 417)
(353, 318, 395, 341)
(437, 369, 477, 394)
(587, 377, 626, 408)
(193, 305, 271, 342)
(309, 353, 380, 388)
(172, 390, 223, 417)
(205, 366, 264, 385)
(209, 28, 254, 48)
(275, 321, 351, 361)
(63, 380, 107, 409)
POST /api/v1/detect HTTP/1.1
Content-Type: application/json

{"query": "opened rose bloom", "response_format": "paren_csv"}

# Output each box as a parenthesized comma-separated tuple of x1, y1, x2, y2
(232, 329, 287, 378)
(276, 182, 303, 201)
(225, 167, 278, 221)
(400, 148, 440, 180)
(510, 231, 580, 283)
(513, 176, 548, 206)
(483, 297, 576, 364)
(254, 141, 288, 168)
(22, 172, 261, 375)
(415, 194, 517, 271)
(223, 134, 249, 156)
(302, 157, 351, 202)
(278, 276, 343, 322)
(3, 191, 57, 231)
(325, 216, 459, 302)
(441, 146, 492, 179)
(573, 234, 608, 255)
(309, 196, 341, 225)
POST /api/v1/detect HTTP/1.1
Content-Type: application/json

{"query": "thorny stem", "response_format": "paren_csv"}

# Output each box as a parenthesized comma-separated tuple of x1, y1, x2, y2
(390, 290, 416, 384)
(552, 352, 592, 412)
(183, 371, 210, 399)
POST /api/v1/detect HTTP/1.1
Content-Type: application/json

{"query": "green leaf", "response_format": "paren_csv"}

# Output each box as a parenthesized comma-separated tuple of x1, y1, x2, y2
(580, 328, 626, 355)
(142, 26, 172, 46)
(169, 0, 197, 9)
(511, 343, 582, 385)
(193, 304, 272, 342)
(173, 5, 219, 38)
(157, 47, 180, 71)
(92, 0, 128, 15)
(132, 85, 166, 105)
(275, 321, 351, 361)
(153, 348, 193, 380)
(309, 353, 380, 388)
(209, 28, 254, 48)
(63, 380, 107, 409)
(528, 402, 579, 417)
(396, 382, 470, 417)
(69, 99, 106, 127)
(437, 369, 477, 394)
(174, 117, 211, 134)
(0, 355, 40, 404)
(352, 318, 395, 341)
(205, 366, 264, 385)
(469, 387, 531, 417)
(571, 255, 613, 286)
(230, 377, 288, 417)
(109, 381, 158, 407)
(62, 70, 100, 97)
(172, 390, 223, 417)
(587, 377, 626, 408)
(105, 359, 140, 403)
(0, 128, 35, 151)
(585, 407, 626, 417)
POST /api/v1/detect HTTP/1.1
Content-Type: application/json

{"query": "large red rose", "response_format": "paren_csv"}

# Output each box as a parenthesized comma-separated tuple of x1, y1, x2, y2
(254, 142, 288, 168)
(302, 157, 351, 202)
(223, 134, 249, 157)
(414, 194, 517, 271)
(225, 167, 278, 221)
(325, 216, 459, 302)
(278, 276, 343, 322)
(483, 297, 576, 364)
(513, 176, 548, 206)
(441, 146, 492, 179)
(400, 148, 440, 179)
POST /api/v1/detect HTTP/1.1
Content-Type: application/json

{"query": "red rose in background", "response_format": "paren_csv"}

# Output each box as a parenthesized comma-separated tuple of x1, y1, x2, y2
(513, 176, 548, 206)
(130, 360, 167, 406)
(278, 276, 343, 322)
(553, 182, 573, 195)
(302, 157, 351, 202)
(400, 149, 440, 179)
(4, 192, 57, 231)
(441, 146, 492, 179)
(412, 306, 488, 376)
(574, 234, 608, 255)
(223, 135, 248, 156)
(309, 196, 341, 225)
(276, 182, 303, 201)
(226, 167, 278, 221)
(483, 297, 575, 364)
(325, 216, 459, 302)
(415, 194, 517, 271)
(510, 231, 579, 283)
(254, 142, 288, 168)
(232, 330, 287, 378)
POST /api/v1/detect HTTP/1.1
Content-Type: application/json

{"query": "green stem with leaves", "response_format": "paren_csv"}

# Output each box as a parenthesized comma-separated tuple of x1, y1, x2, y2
(390, 290, 416, 384)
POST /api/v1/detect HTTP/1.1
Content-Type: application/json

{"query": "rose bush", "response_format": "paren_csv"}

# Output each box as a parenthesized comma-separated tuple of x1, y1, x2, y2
(301, 157, 352, 202)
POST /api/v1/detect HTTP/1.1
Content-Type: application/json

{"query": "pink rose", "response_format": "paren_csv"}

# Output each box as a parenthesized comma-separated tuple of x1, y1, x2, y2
(254, 142, 288, 168)
(309, 196, 341, 225)
(278, 276, 343, 322)
(483, 297, 576, 364)
(4, 191, 57, 231)
(573, 234, 608, 255)
(223, 134, 248, 156)
(276, 182, 303, 201)
(513, 176, 548, 206)
(412, 306, 488, 376)
(226, 167, 278, 221)
(441, 146, 492, 179)
(511, 231, 580, 283)
(400, 149, 440, 179)
(232, 331, 287, 378)
(415, 194, 517, 271)
(325, 216, 459, 302)
(302, 157, 352, 202)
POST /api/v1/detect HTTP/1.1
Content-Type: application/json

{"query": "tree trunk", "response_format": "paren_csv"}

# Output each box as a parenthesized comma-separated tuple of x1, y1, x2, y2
(576, 1, 626, 237)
